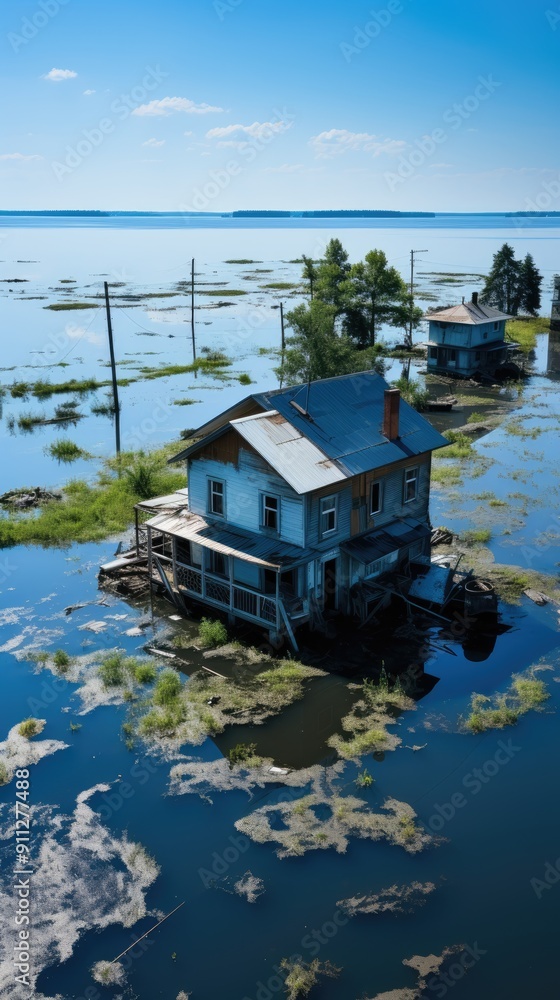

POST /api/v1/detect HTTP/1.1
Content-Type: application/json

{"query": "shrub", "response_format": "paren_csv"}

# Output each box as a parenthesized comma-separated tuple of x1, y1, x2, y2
(0, 761, 8, 785)
(47, 439, 88, 463)
(153, 669, 182, 706)
(53, 649, 71, 672)
(133, 663, 157, 684)
(18, 718, 41, 739)
(124, 457, 159, 499)
(198, 617, 228, 649)
(98, 653, 126, 687)
(392, 376, 430, 411)
(356, 769, 374, 788)
(228, 742, 259, 767)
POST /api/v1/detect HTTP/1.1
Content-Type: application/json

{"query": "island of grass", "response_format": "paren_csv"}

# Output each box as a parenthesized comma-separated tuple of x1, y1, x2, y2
(506, 316, 550, 353)
(198, 288, 247, 297)
(44, 302, 98, 311)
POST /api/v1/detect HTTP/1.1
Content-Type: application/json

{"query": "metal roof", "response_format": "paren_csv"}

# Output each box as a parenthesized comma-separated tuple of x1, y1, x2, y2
(146, 510, 314, 569)
(426, 301, 511, 326)
(341, 518, 430, 565)
(135, 489, 189, 513)
(170, 371, 448, 485)
(231, 411, 346, 495)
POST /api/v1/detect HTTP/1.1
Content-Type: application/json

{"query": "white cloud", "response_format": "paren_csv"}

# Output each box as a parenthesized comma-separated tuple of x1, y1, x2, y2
(43, 68, 77, 82)
(65, 323, 102, 346)
(0, 152, 43, 162)
(309, 129, 406, 159)
(184, 131, 194, 137)
(263, 163, 305, 174)
(142, 138, 166, 148)
(206, 120, 291, 141)
(132, 96, 224, 117)
(83, 89, 96, 96)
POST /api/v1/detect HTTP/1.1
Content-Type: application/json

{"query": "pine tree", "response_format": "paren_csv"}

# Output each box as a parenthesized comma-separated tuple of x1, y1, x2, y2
(480, 243, 521, 314)
(518, 254, 542, 315)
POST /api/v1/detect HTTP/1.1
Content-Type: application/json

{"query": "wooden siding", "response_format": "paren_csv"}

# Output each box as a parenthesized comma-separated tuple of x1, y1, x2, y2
(306, 483, 353, 550)
(348, 453, 431, 537)
(429, 319, 506, 349)
(187, 447, 305, 547)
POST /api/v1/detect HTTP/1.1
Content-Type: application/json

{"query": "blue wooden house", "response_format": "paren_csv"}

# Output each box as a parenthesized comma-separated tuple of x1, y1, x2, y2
(137, 371, 447, 649)
(427, 292, 510, 378)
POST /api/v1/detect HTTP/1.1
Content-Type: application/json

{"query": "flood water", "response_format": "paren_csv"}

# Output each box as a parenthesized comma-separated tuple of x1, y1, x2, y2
(1, 216, 560, 1000)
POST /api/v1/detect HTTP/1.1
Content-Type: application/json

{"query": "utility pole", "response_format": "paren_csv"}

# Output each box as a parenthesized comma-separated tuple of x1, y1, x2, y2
(409, 249, 428, 349)
(103, 281, 120, 457)
(280, 301, 285, 387)
(191, 257, 196, 362)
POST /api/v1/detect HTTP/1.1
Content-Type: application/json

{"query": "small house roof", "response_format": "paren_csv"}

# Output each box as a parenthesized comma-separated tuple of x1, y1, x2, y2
(426, 301, 511, 326)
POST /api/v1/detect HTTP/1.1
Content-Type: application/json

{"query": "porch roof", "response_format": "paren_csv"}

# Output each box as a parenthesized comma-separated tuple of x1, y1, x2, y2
(135, 489, 189, 513)
(341, 518, 430, 565)
(146, 510, 314, 570)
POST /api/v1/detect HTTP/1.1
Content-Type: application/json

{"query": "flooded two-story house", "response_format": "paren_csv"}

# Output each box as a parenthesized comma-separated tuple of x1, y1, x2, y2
(134, 371, 447, 649)
(427, 292, 511, 378)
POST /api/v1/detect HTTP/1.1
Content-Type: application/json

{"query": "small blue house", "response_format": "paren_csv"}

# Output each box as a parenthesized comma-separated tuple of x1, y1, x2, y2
(137, 372, 447, 649)
(427, 292, 510, 378)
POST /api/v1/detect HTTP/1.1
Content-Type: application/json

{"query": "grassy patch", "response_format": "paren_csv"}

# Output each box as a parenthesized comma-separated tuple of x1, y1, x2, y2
(173, 398, 198, 406)
(441, 430, 475, 459)
(431, 463, 463, 485)
(224, 259, 262, 264)
(228, 742, 262, 767)
(467, 411, 486, 423)
(505, 418, 542, 440)
(465, 670, 549, 733)
(329, 670, 414, 760)
(462, 528, 492, 546)
(47, 439, 90, 463)
(198, 289, 247, 297)
(18, 718, 43, 739)
(506, 316, 550, 353)
(281, 959, 340, 1000)
(198, 617, 228, 648)
(262, 282, 297, 290)
(0, 443, 185, 547)
(32, 377, 102, 398)
(53, 649, 71, 673)
(17, 411, 44, 431)
(0, 761, 8, 785)
(44, 302, 98, 311)
(391, 376, 429, 411)
(238, 373, 252, 385)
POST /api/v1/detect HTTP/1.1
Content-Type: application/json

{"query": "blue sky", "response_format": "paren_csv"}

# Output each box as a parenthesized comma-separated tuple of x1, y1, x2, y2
(1, 0, 559, 211)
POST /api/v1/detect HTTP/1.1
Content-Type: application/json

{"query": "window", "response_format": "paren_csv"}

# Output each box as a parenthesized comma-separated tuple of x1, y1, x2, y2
(261, 493, 279, 531)
(404, 467, 418, 504)
(208, 479, 225, 517)
(320, 495, 338, 536)
(370, 481, 382, 516)
(429, 347, 438, 360)
(208, 550, 228, 577)
(494, 321, 499, 331)
(483, 331, 488, 340)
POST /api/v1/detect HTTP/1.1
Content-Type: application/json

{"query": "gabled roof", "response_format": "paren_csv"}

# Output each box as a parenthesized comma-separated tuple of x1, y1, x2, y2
(427, 301, 511, 326)
(170, 371, 448, 492)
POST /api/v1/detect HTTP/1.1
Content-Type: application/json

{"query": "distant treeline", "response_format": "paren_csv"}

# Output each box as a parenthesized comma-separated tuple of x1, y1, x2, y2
(506, 211, 560, 217)
(231, 210, 436, 218)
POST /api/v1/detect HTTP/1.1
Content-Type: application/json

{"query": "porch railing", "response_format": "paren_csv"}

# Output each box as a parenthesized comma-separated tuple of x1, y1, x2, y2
(174, 562, 278, 627)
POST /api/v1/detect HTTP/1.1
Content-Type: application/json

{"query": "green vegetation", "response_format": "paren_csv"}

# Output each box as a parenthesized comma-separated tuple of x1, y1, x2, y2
(392, 376, 430, 412)
(356, 768, 375, 788)
(506, 316, 550, 353)
(91, 394, 117, 416)
(224, 259, 261, 264)
(173, 397, 198, 406)
(17, 411, 43, 431)
(262, 282, 297, 290)
(465, 671, 550, 733)
(280, 959, 340, 1000)
(431, 463, 463, 486)
(47, 439, 90, 463)
(53, 649, 71, 673)
(198, 617, 228, 649)
(467, 411, 485, 423)
(505, 417, 542, 439)
(481, 244, 542, 315)
(228, 742, 262, 767)
(329, 669, 414, 760)
(0, 761, 8, 785)
(0, 444, 185, 548)
(18, 718, 42, 739)
(441, 430, 475, 459)
(99, 653, 127, 687)
(133, 663, 157, 684)
(238, 373, 252, 385)
(32, 377, 102, 398)
(69, 722, 82, 732)
(44, 302, 98, 311)
(199, 288, 247, 296)
(462, 528, 492, 546)
(99, 653, 157, 689)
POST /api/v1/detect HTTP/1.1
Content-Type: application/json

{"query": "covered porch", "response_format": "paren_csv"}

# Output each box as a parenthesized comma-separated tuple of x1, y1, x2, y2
(143, 508, 314, 647)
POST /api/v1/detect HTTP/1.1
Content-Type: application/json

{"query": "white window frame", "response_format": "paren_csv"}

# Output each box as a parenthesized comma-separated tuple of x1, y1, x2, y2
(261, 493, 280, 532)
(208, 478, 225, 517)
(320, 495, 338, 537)
(370, 480, 383, 516)
(404, 467, 419, 504)
(207, 549, 228, 578)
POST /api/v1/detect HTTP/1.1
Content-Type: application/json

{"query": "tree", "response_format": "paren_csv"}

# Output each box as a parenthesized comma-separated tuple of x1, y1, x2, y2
(275, 299, 384, 386)
(344, 250, 410, 346)
(300, 255, 317, 300)
(480, 243, 521, 314)
(313, 238, 351, 312)
(518, 253, 542, 315)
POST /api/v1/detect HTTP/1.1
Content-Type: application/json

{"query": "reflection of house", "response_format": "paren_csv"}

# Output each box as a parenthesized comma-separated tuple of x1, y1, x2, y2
(427, 292, 510, 378)
(136, 372, 447, 650)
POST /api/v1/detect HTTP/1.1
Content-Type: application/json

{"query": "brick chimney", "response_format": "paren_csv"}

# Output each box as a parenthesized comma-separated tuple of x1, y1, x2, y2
(471, 291, 479, 306)
(383, 388, 400, 440)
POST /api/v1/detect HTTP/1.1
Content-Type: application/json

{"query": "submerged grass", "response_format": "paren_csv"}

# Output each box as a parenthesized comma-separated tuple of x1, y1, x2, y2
(329, 670, 414, 760)
(506, 316, 550, 353)
(47, 439, 90, 463)
(0, 442, 185, 547)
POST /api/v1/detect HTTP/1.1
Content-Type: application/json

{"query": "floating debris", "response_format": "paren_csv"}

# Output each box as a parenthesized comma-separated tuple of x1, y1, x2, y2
(0, 487, 61, 509)
(0, 721, 68, 784)
(337, 881, 437, 917)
